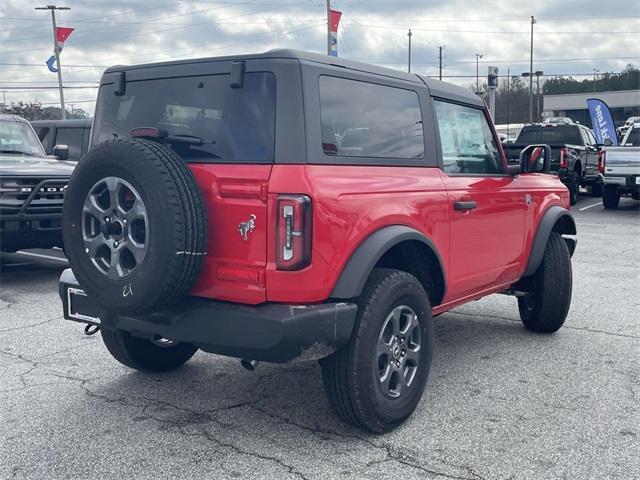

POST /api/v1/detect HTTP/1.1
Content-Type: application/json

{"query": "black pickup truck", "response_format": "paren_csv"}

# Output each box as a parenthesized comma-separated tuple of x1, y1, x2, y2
(503, 123, 603, 204)
(0, 114, 75, 252)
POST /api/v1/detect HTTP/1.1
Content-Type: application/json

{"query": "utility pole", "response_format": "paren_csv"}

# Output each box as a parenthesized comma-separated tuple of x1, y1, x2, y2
(407, 29, 412, 73)
(475, 53, 483, 95)
(593, 68, 600, 93)
(36, 4, 70, 119)
(438, 46, 444, 81)
(326, 0, 331, 56)
(1, 91, 6, 113)
(528, 15, 536, 123)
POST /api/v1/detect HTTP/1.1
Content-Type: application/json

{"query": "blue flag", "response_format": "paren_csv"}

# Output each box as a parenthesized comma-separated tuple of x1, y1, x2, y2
(587, 98, 618, 145)
(46, 55, 57, 73)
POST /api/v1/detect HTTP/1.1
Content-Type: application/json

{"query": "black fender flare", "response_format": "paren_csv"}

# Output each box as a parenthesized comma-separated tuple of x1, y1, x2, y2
(523, 206, 577, 277)
(330, 225, 446, 299)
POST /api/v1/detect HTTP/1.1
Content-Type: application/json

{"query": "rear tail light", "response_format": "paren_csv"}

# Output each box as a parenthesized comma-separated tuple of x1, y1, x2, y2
(598, 150, 606, 173)
(559, 147, 569, 169)
(276, 195, 312, 270)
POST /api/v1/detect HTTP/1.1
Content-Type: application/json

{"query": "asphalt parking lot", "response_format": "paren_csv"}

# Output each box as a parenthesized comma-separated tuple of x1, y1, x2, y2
(1, 194, 639, 480)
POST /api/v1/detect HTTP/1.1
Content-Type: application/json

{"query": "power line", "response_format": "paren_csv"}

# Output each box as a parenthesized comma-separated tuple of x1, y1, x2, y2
(2, 0, 316, 55)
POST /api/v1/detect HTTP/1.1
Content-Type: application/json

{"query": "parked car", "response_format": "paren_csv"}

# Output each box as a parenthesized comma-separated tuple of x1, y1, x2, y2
(616, 116, 640, 141)
(602, 122, 640, 209)
(504, 122, 604, 204)
(58, 50, 576, 433)
(31, 118, 92, 161)
(495, 123, 524, 144)
(0, 114, 75, 252)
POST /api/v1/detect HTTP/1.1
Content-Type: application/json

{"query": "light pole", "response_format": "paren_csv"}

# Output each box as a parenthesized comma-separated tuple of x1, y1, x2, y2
(407, 29, 412, 73)
(535, 70, 543, 122)
(35, 5, 70, 119)
(475, 53, 483, 95)
(528, 15, 536, 123)
(593, 68, 600, 93)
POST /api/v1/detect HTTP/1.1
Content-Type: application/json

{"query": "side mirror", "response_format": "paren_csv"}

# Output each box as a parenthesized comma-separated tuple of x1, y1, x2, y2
(53, 144, 69, 160)
(519, 144, 552, 174)
(603, 138, 613, 147)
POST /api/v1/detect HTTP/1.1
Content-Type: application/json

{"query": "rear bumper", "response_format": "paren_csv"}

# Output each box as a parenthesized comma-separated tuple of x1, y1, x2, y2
(603, 175, 640, 192)
(58, 269, 358, 363)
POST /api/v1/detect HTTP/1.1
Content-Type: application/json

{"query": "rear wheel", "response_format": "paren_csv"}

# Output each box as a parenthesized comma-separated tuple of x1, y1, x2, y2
(320, 268, 433, 433)
(101, 328, 197, 372)
(603, 184, 620, 209)
(518, 233, 572, 333)
(632, 192, 640, 201)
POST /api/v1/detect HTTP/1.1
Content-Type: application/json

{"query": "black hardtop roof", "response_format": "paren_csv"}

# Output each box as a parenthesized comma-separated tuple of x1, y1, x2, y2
(103, 49, 482, 107)
(30, 118, 92, 127)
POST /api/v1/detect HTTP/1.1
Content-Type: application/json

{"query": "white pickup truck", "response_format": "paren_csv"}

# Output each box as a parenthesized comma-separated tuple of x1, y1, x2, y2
(602, 123, 640, 209)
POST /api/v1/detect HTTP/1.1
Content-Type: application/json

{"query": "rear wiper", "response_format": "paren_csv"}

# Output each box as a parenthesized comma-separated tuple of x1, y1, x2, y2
(165, 134, 215, 147)
(0, 149, 37, 156)
(130, 128, 214, 147)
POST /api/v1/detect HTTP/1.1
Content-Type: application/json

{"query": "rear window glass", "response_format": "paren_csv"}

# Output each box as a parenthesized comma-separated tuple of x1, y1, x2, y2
(516, 125, 583, 146)
(319, 76, 424, 159)
(625, 129, 640, 146)
(92, 72, 276, 163)
(55, 128, 84, 159)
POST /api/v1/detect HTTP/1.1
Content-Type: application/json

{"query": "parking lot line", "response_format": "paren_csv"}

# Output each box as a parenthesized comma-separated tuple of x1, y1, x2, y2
(15, 250, 68, 263)
(578, 202, 603, 211)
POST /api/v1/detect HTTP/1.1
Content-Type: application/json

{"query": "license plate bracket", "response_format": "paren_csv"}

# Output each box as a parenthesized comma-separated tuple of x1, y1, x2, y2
(67, 287, 101, 325)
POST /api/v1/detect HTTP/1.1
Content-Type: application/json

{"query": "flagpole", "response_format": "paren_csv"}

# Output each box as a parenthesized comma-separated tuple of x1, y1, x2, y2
(326, 0, 331, 55)
(36, 5, 70, 119)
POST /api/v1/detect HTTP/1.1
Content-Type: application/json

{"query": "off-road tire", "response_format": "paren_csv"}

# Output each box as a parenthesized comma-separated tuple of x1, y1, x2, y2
(101, 328, 197, 372)
(632, 192, 640, 201)
(602, 184, 620, 210)
(62, 139, 207, 315)
(320, 268, 433, 433)
(518, 233, 572, 333)
(567, 171, 579, 206)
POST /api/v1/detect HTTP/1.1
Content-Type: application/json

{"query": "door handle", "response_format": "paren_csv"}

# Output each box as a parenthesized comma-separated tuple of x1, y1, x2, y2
(454, 200, 477, 211)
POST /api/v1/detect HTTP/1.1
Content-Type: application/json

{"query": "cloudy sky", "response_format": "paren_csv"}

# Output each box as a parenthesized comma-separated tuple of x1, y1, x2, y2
(1, 0, 639, 114)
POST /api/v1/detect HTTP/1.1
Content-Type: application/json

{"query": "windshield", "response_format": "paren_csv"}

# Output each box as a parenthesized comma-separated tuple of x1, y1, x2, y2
(0, 120, 45, 156)
(92, 72, 276, 163)
(516, 125, 583, 146)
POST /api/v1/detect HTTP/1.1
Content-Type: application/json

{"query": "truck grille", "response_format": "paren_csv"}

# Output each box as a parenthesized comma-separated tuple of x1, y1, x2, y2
(0, 177, 67, 215)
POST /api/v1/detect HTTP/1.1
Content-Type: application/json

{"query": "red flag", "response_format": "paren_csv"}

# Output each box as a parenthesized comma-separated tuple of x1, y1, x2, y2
(55, 27, 74, 44)
(329, 10, 342, 33)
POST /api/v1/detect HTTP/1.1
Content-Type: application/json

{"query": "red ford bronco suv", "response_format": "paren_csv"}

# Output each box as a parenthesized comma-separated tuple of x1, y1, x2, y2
(59, 50, 576, 433)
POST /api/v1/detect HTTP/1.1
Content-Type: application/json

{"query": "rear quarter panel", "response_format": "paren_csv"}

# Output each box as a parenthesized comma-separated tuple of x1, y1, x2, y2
(265, 165, 450, 303)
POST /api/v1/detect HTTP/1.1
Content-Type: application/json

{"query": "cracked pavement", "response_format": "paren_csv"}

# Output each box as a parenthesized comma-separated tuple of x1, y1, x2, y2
(1, 195, 638, 480)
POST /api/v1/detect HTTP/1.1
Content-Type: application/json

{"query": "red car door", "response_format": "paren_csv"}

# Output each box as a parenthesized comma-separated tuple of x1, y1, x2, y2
(433, 100, 527, 301)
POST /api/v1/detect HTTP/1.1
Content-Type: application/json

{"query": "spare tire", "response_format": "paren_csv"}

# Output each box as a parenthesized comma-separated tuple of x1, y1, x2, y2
(63, 138, 207, 315)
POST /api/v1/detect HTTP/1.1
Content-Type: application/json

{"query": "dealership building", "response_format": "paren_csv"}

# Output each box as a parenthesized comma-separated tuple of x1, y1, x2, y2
(543, 89, 640, 128)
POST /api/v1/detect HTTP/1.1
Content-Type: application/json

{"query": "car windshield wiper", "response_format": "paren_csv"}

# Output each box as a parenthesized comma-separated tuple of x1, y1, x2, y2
(0, 149, 38, 156)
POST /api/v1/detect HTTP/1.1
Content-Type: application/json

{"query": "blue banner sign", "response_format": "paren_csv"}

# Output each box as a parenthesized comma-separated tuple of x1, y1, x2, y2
(587, 98, 618, 146)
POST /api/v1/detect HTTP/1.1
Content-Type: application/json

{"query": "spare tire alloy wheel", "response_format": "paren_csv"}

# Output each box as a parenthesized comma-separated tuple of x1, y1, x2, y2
(82, 177, 149, 279)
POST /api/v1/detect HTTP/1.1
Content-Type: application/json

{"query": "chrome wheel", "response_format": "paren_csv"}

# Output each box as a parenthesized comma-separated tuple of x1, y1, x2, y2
(376, 305, 421, 399)
(82, 176, 149, 279)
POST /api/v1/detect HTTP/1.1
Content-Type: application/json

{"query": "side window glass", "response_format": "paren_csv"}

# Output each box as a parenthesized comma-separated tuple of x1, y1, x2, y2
(434, 100, 503, 175)
(35, 127, 52, 153)
(319, 76, 424, 159)
(55, 128, 84, 159)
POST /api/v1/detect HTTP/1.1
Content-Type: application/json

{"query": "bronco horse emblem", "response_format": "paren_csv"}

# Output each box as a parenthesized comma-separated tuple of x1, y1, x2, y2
(238, 214, 257, 241)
